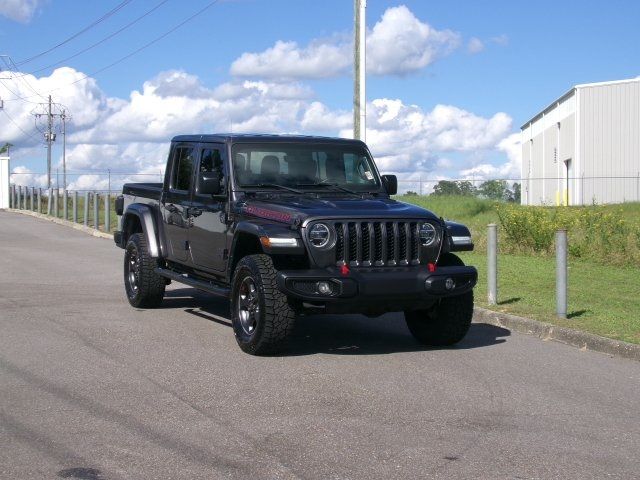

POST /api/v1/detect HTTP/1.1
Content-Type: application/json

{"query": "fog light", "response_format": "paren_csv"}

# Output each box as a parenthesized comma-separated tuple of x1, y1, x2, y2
(317, 281, 333, 295)
(445, 278, 455, 290)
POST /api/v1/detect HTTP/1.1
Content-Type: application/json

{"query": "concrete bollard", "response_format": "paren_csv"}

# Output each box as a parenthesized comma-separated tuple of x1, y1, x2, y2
(487, 223, 498, 305)
(63, 190, 68, 220)
(47, 189, 52, 215)
(53, 189, 59, 218)
(17, 186, 22, 210)
(73, 191, 78, 223)
(556, 229, 568, 318)
(105, 193, 110, 233)
(30, 187, 34, 211)
(83, 192, 89, 226)
(93, 192, 99, 230)
(37, 188, 42, 213)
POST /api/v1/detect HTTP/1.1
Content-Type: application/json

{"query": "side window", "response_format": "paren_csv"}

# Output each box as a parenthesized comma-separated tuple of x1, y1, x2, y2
(198, 148, 225, 194)
(171, 147, 195, 191)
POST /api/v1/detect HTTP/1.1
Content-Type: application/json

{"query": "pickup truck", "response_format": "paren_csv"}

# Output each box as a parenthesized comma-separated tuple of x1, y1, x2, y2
(114, 134, 477, 355)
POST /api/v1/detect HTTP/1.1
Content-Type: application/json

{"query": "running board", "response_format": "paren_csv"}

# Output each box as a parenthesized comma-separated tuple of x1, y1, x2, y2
(155, 267, 230, 297)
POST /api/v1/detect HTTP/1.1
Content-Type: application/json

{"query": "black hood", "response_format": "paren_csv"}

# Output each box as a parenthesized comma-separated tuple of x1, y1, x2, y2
(238, 195, 439, 225)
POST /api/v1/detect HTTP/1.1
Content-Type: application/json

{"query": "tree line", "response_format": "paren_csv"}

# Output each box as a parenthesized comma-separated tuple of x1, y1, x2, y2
(406, 180, 521, 202)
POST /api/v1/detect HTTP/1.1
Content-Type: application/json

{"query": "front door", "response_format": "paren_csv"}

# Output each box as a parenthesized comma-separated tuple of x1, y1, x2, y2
(188, 144, 229, 273)
(162, 144, 196, 263)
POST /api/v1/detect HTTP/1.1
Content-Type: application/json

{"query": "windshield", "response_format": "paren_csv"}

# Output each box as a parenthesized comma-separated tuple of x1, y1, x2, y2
(231, 143, 381, 192)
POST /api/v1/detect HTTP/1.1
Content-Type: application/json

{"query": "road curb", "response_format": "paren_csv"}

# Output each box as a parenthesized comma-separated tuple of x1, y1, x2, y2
(6, 208, 114, 240)
(473, 307, 640, 362)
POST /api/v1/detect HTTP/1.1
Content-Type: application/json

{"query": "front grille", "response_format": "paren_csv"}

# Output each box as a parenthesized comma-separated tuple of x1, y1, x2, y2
(333, 220, 422, 267)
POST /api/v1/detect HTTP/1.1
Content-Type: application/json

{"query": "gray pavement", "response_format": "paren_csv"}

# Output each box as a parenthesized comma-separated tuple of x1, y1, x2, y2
(1, 210, 639, 480)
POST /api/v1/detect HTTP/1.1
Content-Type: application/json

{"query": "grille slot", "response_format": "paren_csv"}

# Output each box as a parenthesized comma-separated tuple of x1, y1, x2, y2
(331, 220, 424, 266)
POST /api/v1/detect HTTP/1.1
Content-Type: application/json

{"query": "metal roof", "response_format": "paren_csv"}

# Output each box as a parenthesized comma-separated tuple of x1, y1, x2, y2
(520, 77, 640, 130)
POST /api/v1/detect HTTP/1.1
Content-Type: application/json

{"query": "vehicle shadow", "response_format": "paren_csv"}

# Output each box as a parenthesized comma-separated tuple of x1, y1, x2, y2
(162, 288, 510, 356)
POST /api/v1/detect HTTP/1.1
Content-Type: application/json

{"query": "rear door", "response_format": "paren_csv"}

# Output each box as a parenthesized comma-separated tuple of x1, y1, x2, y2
(161, 143, 196, 264)
(188, 143, 229, 273)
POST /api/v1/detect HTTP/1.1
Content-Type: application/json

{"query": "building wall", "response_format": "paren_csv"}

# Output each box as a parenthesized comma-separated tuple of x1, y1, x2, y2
(521, 91, 576, 205)
(578, 81, 640, 204)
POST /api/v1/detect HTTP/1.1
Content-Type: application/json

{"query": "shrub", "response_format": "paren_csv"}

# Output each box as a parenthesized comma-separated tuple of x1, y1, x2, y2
(496, 204, 640, 266)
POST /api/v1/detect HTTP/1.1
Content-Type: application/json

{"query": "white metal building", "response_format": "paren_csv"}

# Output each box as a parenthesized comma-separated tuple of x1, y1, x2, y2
(521, 78, 640, 205)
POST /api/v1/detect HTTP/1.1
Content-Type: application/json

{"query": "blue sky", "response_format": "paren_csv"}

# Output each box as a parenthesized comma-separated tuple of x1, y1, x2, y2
(1, 0, 639, 190)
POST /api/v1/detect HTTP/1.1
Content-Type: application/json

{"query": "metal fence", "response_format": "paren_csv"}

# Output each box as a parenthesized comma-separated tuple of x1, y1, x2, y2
(8, 185, 118, 234)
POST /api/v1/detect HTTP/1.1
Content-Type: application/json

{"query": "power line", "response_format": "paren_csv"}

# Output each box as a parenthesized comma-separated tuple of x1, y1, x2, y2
(4, 0, 221, 101)
(15, 0, 134, 67)
(76, 0, 222, 82)
(1, 109, 39, 139)
(26, 0, 171, 76)
(1, 56, 48, 102)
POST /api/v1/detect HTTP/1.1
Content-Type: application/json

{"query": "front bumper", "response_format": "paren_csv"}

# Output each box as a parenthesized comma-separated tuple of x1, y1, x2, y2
(276, 265, 477, 307)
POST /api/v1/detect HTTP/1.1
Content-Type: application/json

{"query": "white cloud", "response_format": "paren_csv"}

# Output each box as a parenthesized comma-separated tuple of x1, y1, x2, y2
(0, 0, 44, 23)
(230, 5, 460, 79)
(10, 165, 48, 188)
(338, 98, 513, 176)
(490, 34, 509, 46)
(3, 67, 517, 191)
(367, 5, 460, 76)
(230, 39, 351, 79)
(467, 37, 485, 54)
(458, 133, 522, 181)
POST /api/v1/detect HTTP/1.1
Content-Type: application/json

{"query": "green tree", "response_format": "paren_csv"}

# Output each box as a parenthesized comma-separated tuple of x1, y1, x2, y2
(510, 183, 521, 203)
(457, 180, 477, 197)
(0, 143, 13, 155)
(432, 180, 479, 197)
(432, 180, 461, 196)
(479, 179, 509, 200)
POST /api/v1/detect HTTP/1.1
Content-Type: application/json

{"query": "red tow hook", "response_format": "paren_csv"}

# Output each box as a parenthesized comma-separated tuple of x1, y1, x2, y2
(428, 262, 437, 273)
(340, 264, 350, 276)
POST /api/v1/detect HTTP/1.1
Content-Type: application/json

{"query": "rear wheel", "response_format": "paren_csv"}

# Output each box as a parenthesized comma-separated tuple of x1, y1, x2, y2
(230, 254, 296, 355)
(124, 233, 165, 308)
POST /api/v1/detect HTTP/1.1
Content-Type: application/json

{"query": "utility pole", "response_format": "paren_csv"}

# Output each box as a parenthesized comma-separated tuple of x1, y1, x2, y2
(46, 95, 53, 188)
(61, 109, 67, 190)
(32, 96, 65, 189)
(353, 0, 366, 141)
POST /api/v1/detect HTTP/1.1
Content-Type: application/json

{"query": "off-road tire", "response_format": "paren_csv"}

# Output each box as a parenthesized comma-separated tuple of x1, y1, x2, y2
(404, 291, 473, 346)
(404, 253, 473, 346)
(124, 233, 165, 308)
(230, 254, 296, 355)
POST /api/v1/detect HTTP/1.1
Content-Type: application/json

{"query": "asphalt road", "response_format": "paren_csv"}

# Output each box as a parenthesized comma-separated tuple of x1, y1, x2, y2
(1, 210, 639, 480)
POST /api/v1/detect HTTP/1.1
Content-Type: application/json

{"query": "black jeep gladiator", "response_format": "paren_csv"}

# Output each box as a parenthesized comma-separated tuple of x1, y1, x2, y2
(114, 134, 477, 354)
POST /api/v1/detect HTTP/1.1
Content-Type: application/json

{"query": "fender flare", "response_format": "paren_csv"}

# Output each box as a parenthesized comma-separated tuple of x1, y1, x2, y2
(121, 204, 161, 257)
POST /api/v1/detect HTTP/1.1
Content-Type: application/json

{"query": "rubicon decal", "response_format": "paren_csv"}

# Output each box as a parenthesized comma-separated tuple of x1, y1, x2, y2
(243, 206, 292, 223)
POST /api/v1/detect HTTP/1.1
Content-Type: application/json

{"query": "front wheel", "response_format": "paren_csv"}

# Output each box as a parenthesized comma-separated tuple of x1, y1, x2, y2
(404, 290, 473, 346)
(230, 254, 296, 355)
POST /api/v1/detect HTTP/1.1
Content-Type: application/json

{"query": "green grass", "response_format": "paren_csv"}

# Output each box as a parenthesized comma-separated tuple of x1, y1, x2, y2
(459, 251, 640, 344)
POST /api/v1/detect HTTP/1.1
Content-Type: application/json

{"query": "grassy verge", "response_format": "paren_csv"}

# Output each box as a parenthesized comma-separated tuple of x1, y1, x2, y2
(459, 251, 640, 344)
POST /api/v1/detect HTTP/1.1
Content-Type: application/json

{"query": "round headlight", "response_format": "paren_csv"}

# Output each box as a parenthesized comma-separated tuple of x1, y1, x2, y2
(308, 223, 331, 248)
(419, 222, 437, 246)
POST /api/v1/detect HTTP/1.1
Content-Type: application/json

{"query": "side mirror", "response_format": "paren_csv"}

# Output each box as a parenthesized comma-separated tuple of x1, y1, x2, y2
(382, 174, 397, 195)
(199, 170, 223, 195)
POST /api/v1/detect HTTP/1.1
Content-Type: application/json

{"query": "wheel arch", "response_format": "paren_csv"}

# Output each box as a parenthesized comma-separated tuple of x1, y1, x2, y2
(121, 204, 161, 257)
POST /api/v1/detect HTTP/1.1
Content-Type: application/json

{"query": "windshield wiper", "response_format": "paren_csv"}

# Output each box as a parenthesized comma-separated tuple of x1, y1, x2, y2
(245, 183, 304, 194)
(295, 182, 359, 195)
